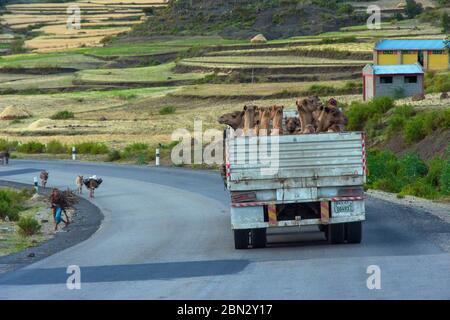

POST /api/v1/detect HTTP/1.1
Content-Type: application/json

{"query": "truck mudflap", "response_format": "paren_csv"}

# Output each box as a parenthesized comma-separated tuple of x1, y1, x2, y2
(231, 200, 365, 230)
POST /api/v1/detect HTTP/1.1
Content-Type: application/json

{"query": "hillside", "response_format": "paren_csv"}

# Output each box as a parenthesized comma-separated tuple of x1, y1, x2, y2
(130, 0, 367, 39)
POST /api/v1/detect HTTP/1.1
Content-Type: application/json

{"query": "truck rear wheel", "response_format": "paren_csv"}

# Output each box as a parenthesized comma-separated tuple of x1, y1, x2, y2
(234, 229, 250, 249)
(328, 223, 345, 244)
(346, 222, 362, 244)
(251, 228, 267, 248)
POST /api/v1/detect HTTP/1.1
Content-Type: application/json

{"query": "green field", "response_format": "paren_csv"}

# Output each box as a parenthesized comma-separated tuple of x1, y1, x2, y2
(77, 62, 209, 83)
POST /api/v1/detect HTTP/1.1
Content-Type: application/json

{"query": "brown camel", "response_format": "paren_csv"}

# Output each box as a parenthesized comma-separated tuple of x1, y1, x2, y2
(257, 107, 271, 136)
(296, 96, 323, 133)
(270, 105, 284, 135)
(218, 111, 244, 130)
(316, 100, 348, 133)
(243, 105, 259, 136)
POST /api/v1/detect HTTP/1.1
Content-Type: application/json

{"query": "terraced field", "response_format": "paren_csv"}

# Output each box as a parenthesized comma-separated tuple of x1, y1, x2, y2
(0, 0, 168, 51)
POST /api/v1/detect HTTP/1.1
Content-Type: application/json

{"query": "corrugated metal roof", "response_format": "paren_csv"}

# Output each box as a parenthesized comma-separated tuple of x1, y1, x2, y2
(375, 39, 446, 50)
(368, 64, 424, 75)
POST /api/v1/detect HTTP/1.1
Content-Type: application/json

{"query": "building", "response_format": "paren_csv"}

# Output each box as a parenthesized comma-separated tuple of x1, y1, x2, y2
(362, 64, 424, 101)
(374, 39, 449, 71)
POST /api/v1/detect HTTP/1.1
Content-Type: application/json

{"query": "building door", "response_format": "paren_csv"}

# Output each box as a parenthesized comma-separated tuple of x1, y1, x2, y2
(418, 51, 424, 66)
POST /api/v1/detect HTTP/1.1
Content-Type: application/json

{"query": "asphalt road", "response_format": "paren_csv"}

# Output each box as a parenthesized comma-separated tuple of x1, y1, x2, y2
(0, 160, 449, 299)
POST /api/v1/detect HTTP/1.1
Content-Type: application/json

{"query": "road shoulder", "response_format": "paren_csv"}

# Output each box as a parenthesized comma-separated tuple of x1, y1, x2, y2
(0, 180, 103, 274)
(367, 189, 450, 224)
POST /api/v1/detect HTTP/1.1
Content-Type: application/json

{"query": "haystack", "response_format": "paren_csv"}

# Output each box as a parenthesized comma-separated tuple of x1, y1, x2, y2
(396, 1, 406, 8)
(27, 118, 53, 130)
(251, 34, 267, 44)
(0, 106, 31, 120)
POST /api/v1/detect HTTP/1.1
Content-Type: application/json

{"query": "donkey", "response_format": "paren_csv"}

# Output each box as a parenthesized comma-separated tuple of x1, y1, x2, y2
(40, 171, 49, 188)
(0, 151, 10, 165)
(75, 175, 83, 194)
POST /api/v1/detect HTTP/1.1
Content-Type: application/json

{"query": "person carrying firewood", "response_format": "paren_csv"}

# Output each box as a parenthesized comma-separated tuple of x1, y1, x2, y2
(50, 188, 70, 231)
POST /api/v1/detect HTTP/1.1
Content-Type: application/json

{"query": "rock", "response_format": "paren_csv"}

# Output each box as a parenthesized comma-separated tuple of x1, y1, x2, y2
(99, 116, 107, 121)
(440, 92, 449, 100)
(27, 252, 35, 258)
(41, 219, 49, 223)
(251, 34, 267, 44)
(412, 93, 425, 101)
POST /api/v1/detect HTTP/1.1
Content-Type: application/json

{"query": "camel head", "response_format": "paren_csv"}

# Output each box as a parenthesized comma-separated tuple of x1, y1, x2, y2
(258, 107, 271, 135)
(218, 110, 244, 130)
(270, 105, 284, 135)
(316, 104, 347, 133)
(243, 105, 259, 134)
(285, 117, 300, 134)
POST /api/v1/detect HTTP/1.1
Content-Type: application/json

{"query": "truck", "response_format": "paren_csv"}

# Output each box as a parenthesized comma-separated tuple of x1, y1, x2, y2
(223, 116, 367, 249)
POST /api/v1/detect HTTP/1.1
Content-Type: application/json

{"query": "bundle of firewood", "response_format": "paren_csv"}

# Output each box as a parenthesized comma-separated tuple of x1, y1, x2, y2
(49, 188, 79, 210)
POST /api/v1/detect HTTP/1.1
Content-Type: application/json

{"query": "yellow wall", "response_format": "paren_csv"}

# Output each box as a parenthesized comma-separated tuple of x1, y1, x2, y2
(378, 52, 398, 65)
(428, 52, 449, 70)
(402, 53, 418, 64)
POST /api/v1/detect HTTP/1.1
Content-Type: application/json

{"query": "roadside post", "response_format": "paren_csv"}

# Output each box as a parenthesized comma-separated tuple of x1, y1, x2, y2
(156, 144, 161, 167)
(72, 146, 77, 161)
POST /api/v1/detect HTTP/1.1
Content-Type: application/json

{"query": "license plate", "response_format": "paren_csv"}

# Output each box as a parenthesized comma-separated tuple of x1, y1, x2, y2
(332, 201, 355, 217)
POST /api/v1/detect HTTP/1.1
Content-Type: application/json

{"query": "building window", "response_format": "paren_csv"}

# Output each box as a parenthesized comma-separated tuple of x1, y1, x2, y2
(403, 50, 415, 54)
(404, 76, 418, 83)
(382, 51, 394, 54)
(380, 76, 393, 84)
(431, 50, 444, 54)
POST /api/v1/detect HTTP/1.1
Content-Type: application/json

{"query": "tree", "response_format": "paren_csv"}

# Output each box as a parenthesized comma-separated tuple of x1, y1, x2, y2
(405, 0, 423, 19)
(441, 12, 450, 33)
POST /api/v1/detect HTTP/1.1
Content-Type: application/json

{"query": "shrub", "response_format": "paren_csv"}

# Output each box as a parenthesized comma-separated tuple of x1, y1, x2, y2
(397, 153, 428, 184)
(50, 110, 74, 120)
(426, 157, 446, 188)
(0, 189, 28, 221)
(366, 150, 399, 187)
(46, 140, 68, 154)
(346, 97, 395, 131)
(159, 105, 176, 115)
(440, 161, 450, 195)
(17, 216, 41, 236)
(17, 141, 45, 154)
(399, 178, 438, 199)
(74, 142, 109, 155)
(122, 143, 150, 162)
(107, 150, 121, 162)
(10, 38, 26, 54)
(0, 139, 18, 151)
(403, 117, 426, 143)
(386, 114, 407, 137)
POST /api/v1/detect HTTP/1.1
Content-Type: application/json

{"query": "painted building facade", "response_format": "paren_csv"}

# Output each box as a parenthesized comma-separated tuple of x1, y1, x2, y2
(374, 39, 449, 71)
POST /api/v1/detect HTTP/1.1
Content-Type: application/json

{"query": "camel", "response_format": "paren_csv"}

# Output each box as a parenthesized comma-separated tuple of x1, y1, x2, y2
(257, 107, 271, 136)
(285, 117, 301, 134)
(243, 105, 259, 136)
(75, 175, 83, 194)
(270, 105, 284, 135)
(40, 170, 49, 188)
(296, 96, 323, 133)
(316, 100, 348, 133)
(218, 111, 244, 130)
